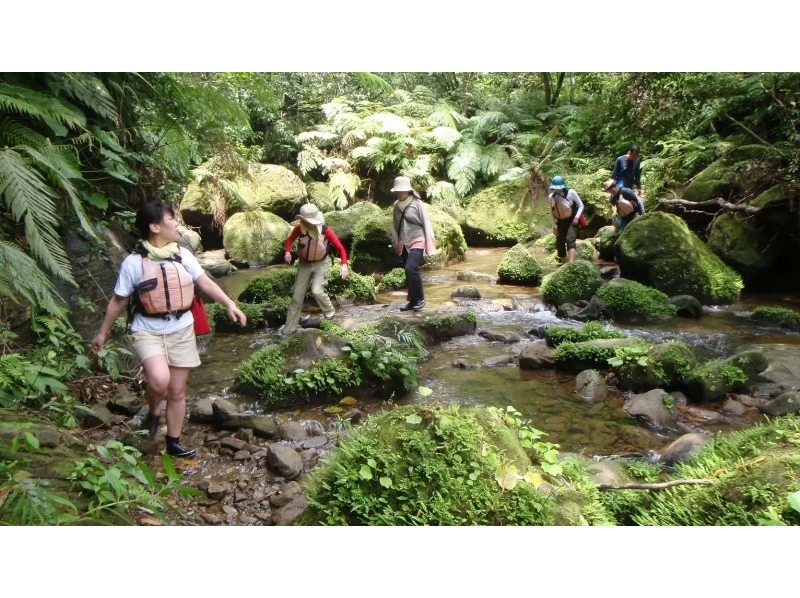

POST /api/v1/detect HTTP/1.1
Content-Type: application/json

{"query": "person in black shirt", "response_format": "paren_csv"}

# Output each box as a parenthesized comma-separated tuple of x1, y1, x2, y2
(612, 145, 642, 196)
(602, 179, 644, 232)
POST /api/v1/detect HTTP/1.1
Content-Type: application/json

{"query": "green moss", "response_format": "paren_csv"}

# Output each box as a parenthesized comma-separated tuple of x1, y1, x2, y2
(555, 342, 619, 370)
(596, 278, 677, 323)
(616, 341, 697, 392)
(683, 158, 738, 202)
(324, 262, 376, 303)
(540, 260, 602, 306)
(534, 233, 557, 252)
(222, 211, 292, 266)
(593, 226, 619, 261)
(683, 359, 748, 403)
(238, 345, 288, 404)
(238, 267, 296, 302)
(707, 213, 777, 279)
(496, 244, 543, 285)
(323, 201, 381, 247)
(297, 404, 612, 526)
(375, 267, 407, 293)
(612, 416, 800, 525)
(615, 212, 743, 304)
(462, 180, 542, 245)
(544, 321, 624, 347)
(427, 205, 468, 268)
(207, 301, 268, 333)
(750, 184, 788, 209)
(752, 307, 800, 332)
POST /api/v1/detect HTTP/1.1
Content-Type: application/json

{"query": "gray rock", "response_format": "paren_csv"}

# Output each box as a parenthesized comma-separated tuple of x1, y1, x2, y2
(300, 449, 318, 469)
(341, 408, 365, 423)
(221, 505, 238, 517)
(669, 295, 704, 318)
(735, 344, 800, 388)
(33, 425, 61, 448)
(267, 444, 303, 480)
(731, 393, 771, 409)
(237, 428, 255, 444)
(209, 402, 278, 438)
(233, 450, 251, 461)
(254, 511, 274, 524)
(201, 513, 222, 525)
(269, 481, 304, 508)
(623, 389, 679, 430)
(586, 460, 628, 486)
(74, 403, 114, 429)
(301, 420, 327, 437)
(670, 392, 689, 405)
(659, 433, 712, 464)
(302, 436, 328, 450)
(279, 421, 308, 441)
(575, 370, 607, 402)
(177, 226, 203, 254)
(190, 395, 238, 423)
(518, 342, 555, 370)
(456, 270, 497, 284)
(452, 359, 472, 369)
(107, 389, 143, 416)
(483, 355, 514, 367)
(722, 398, 749, 416)
(761, 392, 800, 416)
(574, 295, 614, 322)
(451, 286, 482, 300)
(478, 329, 521, 344)
(234, 490, 250, 503)
(240, 516, 258, 525)
(207, 480, 232, 499)
(221, 437, 248, 451)
(251, 450, 267, 460)
(196, 249, 235, 278)
(274, 496, 308, 526)
(599, 266, 620, 280)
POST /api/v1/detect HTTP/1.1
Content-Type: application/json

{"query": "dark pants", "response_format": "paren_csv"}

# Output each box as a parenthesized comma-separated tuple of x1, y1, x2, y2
(401, 247, 425, 305)
(555, 218, 577, 258)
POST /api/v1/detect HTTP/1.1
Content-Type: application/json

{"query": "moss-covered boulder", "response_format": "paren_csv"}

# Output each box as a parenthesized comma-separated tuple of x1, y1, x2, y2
(534, 233, 557, 252)
(544, 321, 624, 348)
(683, 158, 739, 202)
(540, 261, 602, 306)
(614, 212, 743, 304)
(615, 341, 697, 392)
(751, 307, 800, 332)
(594, 278, 677, 324)
(496, 244, 543, 285)
(461, 180, 549, 245)
(554, 337, 640, 373)
(593, 226, 619, 261)
(378, 309, 477, 346)
(683, 359, 748, 403)
(222, 211, 291, 267)
(734, 343, 800, 388)
(351, 206, 466, 273)
(295, 404, 614, 525)
(605, 416, 800, 525)
(306, 181, 337, 213)
(376, 267, 406, 293)
(707, 213, 778, 280)
(323, 201, 381, 251)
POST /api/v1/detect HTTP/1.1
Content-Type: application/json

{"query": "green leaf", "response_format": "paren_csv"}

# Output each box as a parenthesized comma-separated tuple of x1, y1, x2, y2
(84, 193, 109, 210)
(359, 464, 372, 480)
(162, 453, 178, 480)
(417, 386, 433, 397)
(379, 476, 393, 488)
(541, 461, 563, 477)
(367, 458, 377, 468)
(607, 357, 623, 367)
(360, 350, 372, 359)
(23, 431, 40, 450)
(405, 414, 422, 425)
(788, 491, 800, 514)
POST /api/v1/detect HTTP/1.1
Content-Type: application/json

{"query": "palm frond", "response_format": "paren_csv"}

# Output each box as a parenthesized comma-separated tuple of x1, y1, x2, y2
(353, 72, 394, 95)
(0, 240, 64, 316)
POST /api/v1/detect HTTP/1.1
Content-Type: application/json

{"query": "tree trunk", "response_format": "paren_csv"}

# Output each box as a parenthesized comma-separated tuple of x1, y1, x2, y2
(541, 72, 552, 106)
(459, 72, 473, 116)
(552, 73, 566, 105)
(569, 73, 575, 104)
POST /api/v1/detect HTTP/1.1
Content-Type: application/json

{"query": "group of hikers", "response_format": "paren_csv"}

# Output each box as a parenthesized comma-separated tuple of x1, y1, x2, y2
(90, 175, 437, 457)
(548, 145, 645, 262)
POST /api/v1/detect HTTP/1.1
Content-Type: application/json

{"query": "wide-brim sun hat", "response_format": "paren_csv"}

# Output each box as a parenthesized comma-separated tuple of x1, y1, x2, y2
(602, 178, 617, 192)
(391, 176, 414, 193)
(549, 175, 566, 190)
(296, 203, 325, 226)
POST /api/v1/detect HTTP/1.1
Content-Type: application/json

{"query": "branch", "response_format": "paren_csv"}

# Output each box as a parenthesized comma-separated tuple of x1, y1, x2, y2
(658, 197, 762, 215)
(724, 112, 780, 152)
(598, 479, 713, 491)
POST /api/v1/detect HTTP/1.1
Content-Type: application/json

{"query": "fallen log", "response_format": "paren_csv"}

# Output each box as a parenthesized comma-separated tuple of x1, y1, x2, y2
(598, 479, 714, 491)
(658, 197, 762, 215)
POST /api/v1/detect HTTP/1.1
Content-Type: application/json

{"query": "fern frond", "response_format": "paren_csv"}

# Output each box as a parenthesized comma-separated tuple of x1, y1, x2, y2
(328, 172, 361, 209)
(0, 119, 46, 147)
(23, 211, 75, 284)
(479, 144, 514, 178)
(349, 145, 380, 162)
(447, 141, 482, 196)
(498, 167, 529, 182)
(297, 147, 324, 175)
(54, 73, 117, 121)
(353, 72, 394, 94)
(427, 180, 461, 208)
(341, 128, 366, 149)
(364, 113, 409, 135)
(296, 130, 339, 145)
(321, 101, 352, 120)
(0, 240, 64, 316)
(0, 83, 85, 130)
(320, 157, 351, 174)
(424, 126, 461, 151)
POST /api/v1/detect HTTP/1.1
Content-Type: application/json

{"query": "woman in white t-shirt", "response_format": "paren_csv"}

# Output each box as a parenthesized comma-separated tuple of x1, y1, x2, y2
(91, 203, 247, 458)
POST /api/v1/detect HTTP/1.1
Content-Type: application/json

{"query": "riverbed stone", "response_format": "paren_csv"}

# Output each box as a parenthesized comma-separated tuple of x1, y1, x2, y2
(658, 433, 712, 464)
(207, 480, 232, 499)
(575, 370, 607, 402)
(107, 389, 143, 416)
(302, 436, 328, 450)
(221, 437, 248, 451)
(456, 270, 497, 283)
(761, 392, 800, 416)
(196, 250, 235, 277)
(623, 389, 679, 430)
(74, 403, 114, 429)
(669, 295, 704, 318)
(267, 444, 303, 479)
(279, 421, 308, 441)
(451, 286, 482, 300)
(270, 481, 304, 508)
(478, 329, 521, 344)
(518, 342, 555, 370)
(274, 496, 308, 526)
(483, 355, 514, 367)
(586, 460, 628, 486)
(722, 398, 749, 416)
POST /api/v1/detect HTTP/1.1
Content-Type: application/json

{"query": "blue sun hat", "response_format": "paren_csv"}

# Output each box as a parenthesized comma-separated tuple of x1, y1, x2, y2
(549, 175, 567, 190)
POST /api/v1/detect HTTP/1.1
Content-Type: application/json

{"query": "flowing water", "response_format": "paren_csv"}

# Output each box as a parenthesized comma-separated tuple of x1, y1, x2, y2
(195, 248, 800, 458)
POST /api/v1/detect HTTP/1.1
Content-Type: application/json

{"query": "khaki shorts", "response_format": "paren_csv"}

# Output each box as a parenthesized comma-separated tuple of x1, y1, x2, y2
(132, 325, 201, 368)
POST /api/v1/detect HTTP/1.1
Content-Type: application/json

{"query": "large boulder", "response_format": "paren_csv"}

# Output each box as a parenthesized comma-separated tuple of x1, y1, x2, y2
(222, 211, 292, 267)
(323, 201, 382, 251)
(461, 180, 549, 245)
(707, 213, 778, 281)
(732, 344, 800, 388)
(616, 341, 696, 393)
(177, 225, 202, 254)
(623, 389, 679, 430)
(196, 249, 235, 278)
(594, 278, 677, 324)
(683, 158, 740, 202)
(496, 244, 542, 286)
(658, 433, 712, 464)
(614, 212, 743, 304)
(751, 307, 800, 333)
(593, 226, 619, 261)
(350, 205, 466, 273)
(683, 359, 748, 403)
(540, 261, 602, 306)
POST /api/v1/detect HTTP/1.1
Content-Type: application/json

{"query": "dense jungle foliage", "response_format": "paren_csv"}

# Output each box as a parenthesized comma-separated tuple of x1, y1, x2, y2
(3, 71, 800, 525)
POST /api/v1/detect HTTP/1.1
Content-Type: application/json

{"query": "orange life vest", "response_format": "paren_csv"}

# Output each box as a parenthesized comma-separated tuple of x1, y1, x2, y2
(135, 254, 195, 318)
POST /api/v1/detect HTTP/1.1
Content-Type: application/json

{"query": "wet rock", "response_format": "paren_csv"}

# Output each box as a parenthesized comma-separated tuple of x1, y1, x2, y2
(274, 496, 308, 526)
(279, 421, 308, 441)
(735, 344, 800, 388)
(599, 266, 620, 280)
(518, 342, 555, 370)
(659, 433, 712, 464)
(270, 481, 304, 508)
(33, 425, 61, 448)
(221, 437, 248, 451)
(556, 303, 583, 319)
(191, 396, 239, 424)
(670, 392, 689, 406)
(483, 355, 514, 368)
(209, 402, 278, 438)
(747, 384, 795, 399)
(342, 408, 365, 423)
(233, 450, 251, 461)
(221, 505, 238, 517)
(267, 444, 303, 480)
(201, 513, 222, 525)
(301, 420, 326, 437)
(456, 270, 497, 284)
(574, 296, 614, 322)
(452, 359, 472, 369)
(237, 428, 255, 444)
(107, 389, 143, 416)
(669, 295, 704, 318)
(300, 449, 318, 469)
(575, 370, 607, 402)
(254, 511, 274, 524)
(207, 480, 232, 499)
(205, 434, 221, 444)
(761, 392, 800, 416)
(177, 225, 203, 254)
(74, 403, 114, 429)
(623, 389, 679, 430)
(240, 516, 258, 525)
(234, 490, 250, 503)
(197, 252, 235, 278)
(251, 450, 267, 460)
(451, 286, 482, 300)
(731, 393, 771, 409)
(679, 405, 725, 424)
(722, 398, 749, 416)
(302, 436, 328, 450)
(586, 460, 628, 486)
(478, 329, 521, 344)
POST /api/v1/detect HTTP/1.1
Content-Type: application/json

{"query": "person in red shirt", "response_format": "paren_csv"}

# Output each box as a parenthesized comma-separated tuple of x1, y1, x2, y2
(279, 203, 349, 336)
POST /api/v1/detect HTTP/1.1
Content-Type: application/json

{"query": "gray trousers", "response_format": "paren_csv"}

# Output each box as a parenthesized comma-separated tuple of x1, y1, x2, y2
(284, 259, 334, 332)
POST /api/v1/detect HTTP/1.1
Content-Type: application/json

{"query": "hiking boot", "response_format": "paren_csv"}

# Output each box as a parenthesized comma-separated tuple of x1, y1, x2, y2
(412, 299, 426, 311)
(299, 315, 311, 325)
(323, 311, 335, 320)
(400, 302, 415, 311)
(144, 413, 160, 440)
(277, 325, 297, 337)
(165, 436, 197, 459)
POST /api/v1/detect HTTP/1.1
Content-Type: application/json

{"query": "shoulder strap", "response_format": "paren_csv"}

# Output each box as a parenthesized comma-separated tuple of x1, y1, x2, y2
(396, 203, 413, 236)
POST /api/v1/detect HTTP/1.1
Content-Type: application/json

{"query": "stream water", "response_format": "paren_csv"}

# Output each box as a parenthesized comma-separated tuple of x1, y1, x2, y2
(192, 247, 800, 458)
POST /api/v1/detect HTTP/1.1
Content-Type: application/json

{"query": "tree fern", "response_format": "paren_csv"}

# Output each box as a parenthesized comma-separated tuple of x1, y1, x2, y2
(298, 146, 325, 175)
(328, 172, 361, 209)
(364, 113, 409, 135)
(425, 126, 461, 151)
(52, 73, 117, 122)
(447, 140, 481, 195)
(0, 240, 64, 316)
(0, 83, 85, 130)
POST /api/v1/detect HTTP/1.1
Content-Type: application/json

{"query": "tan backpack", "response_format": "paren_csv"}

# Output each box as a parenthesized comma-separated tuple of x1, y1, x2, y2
(295, 225, 330, 263)
(132, 249, 194, 319)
